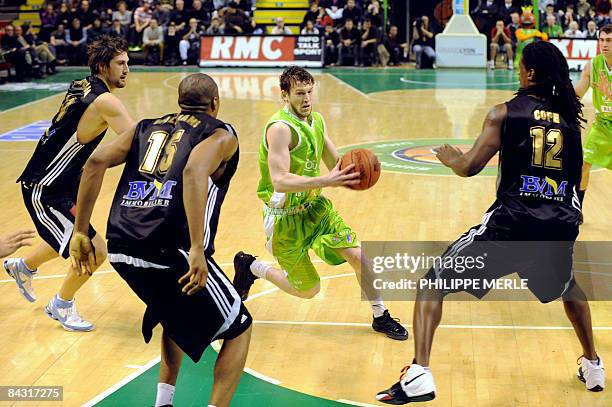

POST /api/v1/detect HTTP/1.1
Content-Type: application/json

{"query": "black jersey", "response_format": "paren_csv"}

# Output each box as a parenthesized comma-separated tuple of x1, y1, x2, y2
(496, 93, 582, 223)
(106, 111, 239, 255)
(18, 76, 110, 190)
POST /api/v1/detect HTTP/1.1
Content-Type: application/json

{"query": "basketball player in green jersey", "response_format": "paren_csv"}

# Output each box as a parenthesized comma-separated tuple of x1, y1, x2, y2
(233, 66, 408, 340)
(574, 25, 612, 212)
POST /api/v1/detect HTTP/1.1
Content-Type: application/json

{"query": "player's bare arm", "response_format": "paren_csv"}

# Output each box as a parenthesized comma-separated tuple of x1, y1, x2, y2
(267, 122, 359, 192)
(70, 124, 137, 275)
(436, 103, 504, 177)
(321, 124, 340, 170)
(93, 92, 135, 135)
(574, 60, 592, 99)
(179, 128, 237, 295)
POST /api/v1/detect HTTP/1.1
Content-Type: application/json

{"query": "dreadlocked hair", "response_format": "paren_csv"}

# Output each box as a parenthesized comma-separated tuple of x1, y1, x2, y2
(517, 41, 585, 130)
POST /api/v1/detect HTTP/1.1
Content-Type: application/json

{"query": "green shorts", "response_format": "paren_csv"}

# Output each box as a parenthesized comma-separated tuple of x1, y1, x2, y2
(263, 195, 359, 291)
(585, 118, 612, 169)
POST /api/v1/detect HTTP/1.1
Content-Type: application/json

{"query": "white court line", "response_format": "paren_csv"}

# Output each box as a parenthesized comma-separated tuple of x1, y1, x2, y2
(81, 356, 161, 407)
(326, 73, 369, 99)
(244, 367, 282, 385)
(0, 260, 326, 284)
(124, 364, 144, 369)
(253, 320, 612, 331)
(337, 399, 380, 407)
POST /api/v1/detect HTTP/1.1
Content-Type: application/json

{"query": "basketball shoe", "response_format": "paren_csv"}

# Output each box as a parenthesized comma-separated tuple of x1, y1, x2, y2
(376, 363, 436, 404)
(4, 258, 37, 302)
(44, 294, 94, 332)
(577, 355, 605, 391)
(233, 251, 258, 301)
(372, 310, 409, 340)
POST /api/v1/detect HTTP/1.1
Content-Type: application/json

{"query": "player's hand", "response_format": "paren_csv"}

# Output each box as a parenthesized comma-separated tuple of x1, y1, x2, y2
(179, 249, 208, 295)
(325, 161, 361, 188)
(433, 144, 464, 167)
(69, 232, 96, 276)
(0, 229, 35, 258)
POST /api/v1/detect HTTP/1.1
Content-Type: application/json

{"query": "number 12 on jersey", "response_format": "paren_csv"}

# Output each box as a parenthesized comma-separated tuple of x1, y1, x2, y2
(530, 126, 563, 170)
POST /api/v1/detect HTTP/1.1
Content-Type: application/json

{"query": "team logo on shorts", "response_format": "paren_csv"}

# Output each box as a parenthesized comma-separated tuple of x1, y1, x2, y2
(338, 139, 499, 176)
(121, 180, 177, 208)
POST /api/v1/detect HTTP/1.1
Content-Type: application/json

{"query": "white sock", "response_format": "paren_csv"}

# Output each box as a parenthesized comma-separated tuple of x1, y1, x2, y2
(370, 300, 386, 318)
(155, 383, 175, 407)
(250, 260, 271, 279)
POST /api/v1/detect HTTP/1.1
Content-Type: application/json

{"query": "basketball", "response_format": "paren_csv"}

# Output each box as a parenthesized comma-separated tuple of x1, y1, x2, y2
(340, 149, 381, 190)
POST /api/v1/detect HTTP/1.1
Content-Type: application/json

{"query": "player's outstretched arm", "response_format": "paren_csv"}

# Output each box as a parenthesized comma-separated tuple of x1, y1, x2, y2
(267, 122, 359, 192)
(574, 60, 591, 99)
(436, 104, 505, 177)
(321, 123, 340, 170)
(180, 128, 238, 295)
(94, 92, 135, 136)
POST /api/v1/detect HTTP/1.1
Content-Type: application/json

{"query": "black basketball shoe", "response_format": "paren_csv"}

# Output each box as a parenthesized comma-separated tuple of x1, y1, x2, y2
(233, 251, 258, 301)
(372, 310, 409, 340)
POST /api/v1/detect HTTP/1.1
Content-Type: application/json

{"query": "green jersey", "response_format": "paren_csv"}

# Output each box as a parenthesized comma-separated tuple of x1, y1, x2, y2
(590, 54, 612, 120)
(257, 106, 326, 208)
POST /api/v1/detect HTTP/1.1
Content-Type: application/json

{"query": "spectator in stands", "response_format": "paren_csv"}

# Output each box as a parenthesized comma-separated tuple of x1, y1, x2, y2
(15, 25, 50, 76)
(113, 1, 133, 30)
(301, 20, 320, 35)
(366, 0, 382, 27)
(234, 0, 252, 14)
(272, 17, 292, 34)
(134, 0, 153, 47)
(143, 17, 164, 64)
(342, 0, 361, 26)
(596, 0, 611, 16)
(488, 19, 513, 70)
(413, 15, 436, 69)
(561, 5, 580, 31)
(213, 0, 231, 10)
(171, 0, 189, 31)
(108, 18, 128, 39)
(565, 20, 586, 38)
(473, 0, 499, 43)
(360, 18, 378, 66)
(87, 17, 107, 43)
(317, 8, 334, 29)
(577, 0, 593, 29)
(587, 8, 605, 28)
(164, 22, 180, 65)
(224, 1, 247, 34)
(40, 3, 58, 42)
(190, 0, 209, 26)
(245, 19, 265, 34)
(154, 1, 171, 27)
(585, 20, 599, 39)
(66, 17, 87, 65)
(57, 3, 72, 29)
(50, 24, 69, 62)
(378, 25, 407, 66)
(77, 0, 96, 29)
(179, 18, 202, 65)
(326, 4, 344, 26)
(1, 25, 29, 81)
(508, 11, 521, 43)
(206, 16, 225, 34)
(302, 2, 322, 30)
(338, 18, 360, 66)
(543, 3, 560, 25)
(323, 23, 339, 66)
(499, 0, 518, 25)
(542, 14, 564, 37)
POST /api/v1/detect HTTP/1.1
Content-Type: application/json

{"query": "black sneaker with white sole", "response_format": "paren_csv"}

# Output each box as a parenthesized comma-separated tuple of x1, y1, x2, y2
(233, 251, 258, 301)
(372, 310, 409, 341)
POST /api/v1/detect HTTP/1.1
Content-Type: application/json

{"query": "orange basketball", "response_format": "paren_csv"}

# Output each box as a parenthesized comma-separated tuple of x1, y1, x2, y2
(339, 149, 381, 190)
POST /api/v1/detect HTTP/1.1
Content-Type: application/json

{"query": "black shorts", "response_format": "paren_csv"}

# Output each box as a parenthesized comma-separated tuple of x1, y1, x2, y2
(21, 182, 96, 259)
(107, 241, 252, 363)
(423, 204, 579, 303)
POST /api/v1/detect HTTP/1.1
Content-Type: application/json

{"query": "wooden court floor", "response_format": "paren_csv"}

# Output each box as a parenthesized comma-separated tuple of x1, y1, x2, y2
(0, 69, 610, 406)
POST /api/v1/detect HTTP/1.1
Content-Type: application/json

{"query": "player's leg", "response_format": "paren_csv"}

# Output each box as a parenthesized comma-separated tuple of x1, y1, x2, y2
(335, 246, 408, 340)
(562, 284, 605, 391)
(209, 325, 252, 407)
(233, 251, 321, 299)
(155, 330, 183, 407)
(57, 232, 107, 301)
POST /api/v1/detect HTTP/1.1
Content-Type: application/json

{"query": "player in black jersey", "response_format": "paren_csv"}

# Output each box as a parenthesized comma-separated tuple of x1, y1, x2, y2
(69, 73, 251, 407)
(4, 36, 134, 332)
(376, 41, 605, 404)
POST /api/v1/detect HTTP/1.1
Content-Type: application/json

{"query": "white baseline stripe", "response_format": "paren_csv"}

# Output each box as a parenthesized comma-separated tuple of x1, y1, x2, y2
(81, 356, 161, 407)
(337, 399, 380, 407)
